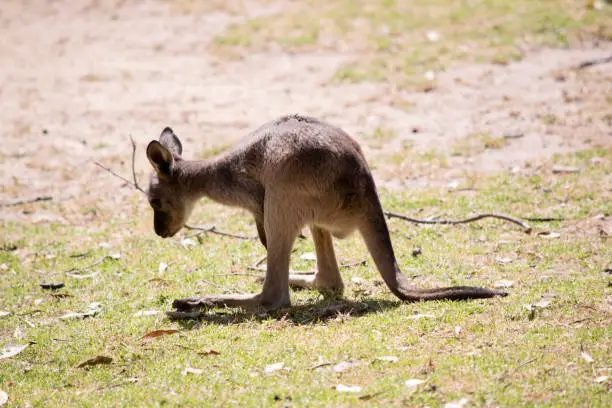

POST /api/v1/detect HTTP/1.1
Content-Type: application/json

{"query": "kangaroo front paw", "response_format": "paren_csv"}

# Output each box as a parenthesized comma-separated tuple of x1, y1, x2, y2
(172, 297, 215, 312)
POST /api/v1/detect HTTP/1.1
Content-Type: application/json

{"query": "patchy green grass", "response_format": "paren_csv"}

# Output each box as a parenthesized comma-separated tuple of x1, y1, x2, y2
(451, 132, 510, 157)
(212, 0, 612, 88)
(1, 148, 610, 406)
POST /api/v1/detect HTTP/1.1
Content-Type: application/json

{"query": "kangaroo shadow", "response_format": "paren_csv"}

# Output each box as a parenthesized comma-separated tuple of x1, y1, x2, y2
(169, 296, 401, 329)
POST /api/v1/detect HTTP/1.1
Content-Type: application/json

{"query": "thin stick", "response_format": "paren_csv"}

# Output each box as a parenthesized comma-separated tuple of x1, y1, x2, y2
(0, 196, 52, 207)
(383, 211, 532, 233)
(93, 161, 145, 194)
(341, 260, 367, 268)
(206, 273, 263, 278)
(247, 260, 366, 273)
(129, 135, 143, 192)
(184, 224, 254, 240)
(523, 216, 564, 222)
(575, 54, 612, 69)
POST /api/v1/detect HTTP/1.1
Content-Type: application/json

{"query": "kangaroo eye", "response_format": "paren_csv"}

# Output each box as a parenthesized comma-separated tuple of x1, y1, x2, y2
(150, 199, 163, 210)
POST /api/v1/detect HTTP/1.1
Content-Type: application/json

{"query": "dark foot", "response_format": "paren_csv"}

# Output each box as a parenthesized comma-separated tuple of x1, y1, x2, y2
(172, 297, 215, 312)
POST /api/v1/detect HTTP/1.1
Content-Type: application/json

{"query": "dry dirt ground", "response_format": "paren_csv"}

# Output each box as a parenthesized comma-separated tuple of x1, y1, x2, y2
(1, 0, 611, 225)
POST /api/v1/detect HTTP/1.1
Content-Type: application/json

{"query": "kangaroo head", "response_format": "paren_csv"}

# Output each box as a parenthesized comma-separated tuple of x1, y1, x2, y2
(146, 127, 195, 238)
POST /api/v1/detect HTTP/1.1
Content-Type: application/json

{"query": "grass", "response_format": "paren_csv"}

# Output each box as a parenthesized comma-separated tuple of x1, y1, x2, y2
(451, 132, 510, 157)
(2, 1, 611, 406)
(211, 0, 612, 88)
(1, 148, 610, 407)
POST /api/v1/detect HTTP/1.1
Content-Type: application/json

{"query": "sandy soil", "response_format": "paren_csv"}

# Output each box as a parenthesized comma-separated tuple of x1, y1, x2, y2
(1, 0, 610, 223)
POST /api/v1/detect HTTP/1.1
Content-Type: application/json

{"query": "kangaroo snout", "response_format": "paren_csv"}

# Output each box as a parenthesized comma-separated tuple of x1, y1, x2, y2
(153, 212, 182, 238)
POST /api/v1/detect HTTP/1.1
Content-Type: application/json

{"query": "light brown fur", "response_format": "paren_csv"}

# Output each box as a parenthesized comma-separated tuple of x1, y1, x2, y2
(146, 114, 507, 311)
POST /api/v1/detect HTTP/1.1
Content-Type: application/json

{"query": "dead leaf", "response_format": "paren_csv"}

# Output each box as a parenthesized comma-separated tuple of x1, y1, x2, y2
(181, 238, 197, 248)
(59, 311, 96, 320)
(86, 302, 102, 313)
(406, 313, 434, 320)
(77, 355, 113, 368)
(495, 257, 513, 265)
(552, 165, 580, 174)
(141, 329, 178, 341)
(494, 279, 514, 288)
(300, 252, 316, 261)
(198, 349, 220, 356)
(183, 367, 203, 375)
(444, 398, 469, 408)
(132, 310, 160, 317)
(66, 271, 100, 279)
(0, 344, 29, 360)
(534, 299, 552, 308)
(581, 351, 595, 364)
(333, 360, 359, 373)
(40, 282, 65, 290)
(405, 379, 426, 393)
(537, 231, 561, 239)
(335, 384, 362, 393)
(264, 362, 284, 374)
(0, 389, 7, 406)
(0, 311, 9, 318)
(376, 356, 399, 363)
(426, 30, 440, 42)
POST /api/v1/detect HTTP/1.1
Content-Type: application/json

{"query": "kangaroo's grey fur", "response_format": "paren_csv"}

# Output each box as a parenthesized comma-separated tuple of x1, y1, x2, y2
(146, 114, 507, 311)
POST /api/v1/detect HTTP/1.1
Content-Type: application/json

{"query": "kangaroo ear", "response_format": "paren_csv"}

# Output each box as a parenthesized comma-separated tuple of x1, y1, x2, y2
(146, 140, 173, 178)
(159, 127, 182, 156)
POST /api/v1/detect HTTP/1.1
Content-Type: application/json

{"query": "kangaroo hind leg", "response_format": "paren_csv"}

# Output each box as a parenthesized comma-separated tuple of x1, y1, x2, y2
(288, 226, 344, 297)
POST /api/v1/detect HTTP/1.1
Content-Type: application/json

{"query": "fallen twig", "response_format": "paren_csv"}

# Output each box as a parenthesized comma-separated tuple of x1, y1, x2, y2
(0, 196, 52, 207)
(340, 260, 367, 268)
(247, 260, 367, 274)
(64, 255, 118, 275)
(185, 224, 254, 240)
(129, 135, 142, 192)
(93, 160, 145, 193)
(575, 54, 612, 69)
(254, 254, 267, 267)
(523, 216, 565, 222)
(383, 211, 532, 233)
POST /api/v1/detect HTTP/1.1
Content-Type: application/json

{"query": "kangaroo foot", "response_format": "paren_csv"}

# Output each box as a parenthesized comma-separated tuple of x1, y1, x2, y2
(172, 293, 289, 312)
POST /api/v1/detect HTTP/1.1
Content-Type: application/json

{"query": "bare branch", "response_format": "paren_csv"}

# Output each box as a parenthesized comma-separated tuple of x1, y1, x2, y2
(383, 211, 532, 233)
(129, 135, 143, 192)
(184, 224, 254, 240)
(93, 160, 145, 194)
(523, 216, 564, 222)
(575, 54, 612, 69)
(247, 260, 367, 273)
(0, 196, 52, 207)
